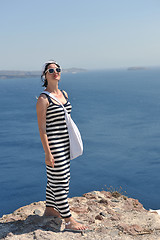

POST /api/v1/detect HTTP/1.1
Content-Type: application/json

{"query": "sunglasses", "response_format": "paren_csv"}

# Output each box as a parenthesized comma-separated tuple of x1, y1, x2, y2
(45, 68, 61, 74)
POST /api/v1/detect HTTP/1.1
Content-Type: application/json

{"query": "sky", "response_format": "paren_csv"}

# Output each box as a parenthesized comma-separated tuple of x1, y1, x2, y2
(0, 0, 160, 71)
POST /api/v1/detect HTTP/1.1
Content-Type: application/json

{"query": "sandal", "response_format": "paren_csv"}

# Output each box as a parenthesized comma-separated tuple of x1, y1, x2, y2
(64, 221, 92, 233)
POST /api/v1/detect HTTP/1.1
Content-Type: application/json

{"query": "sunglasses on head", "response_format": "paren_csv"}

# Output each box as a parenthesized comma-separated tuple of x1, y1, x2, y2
(45, 68, 61, 74)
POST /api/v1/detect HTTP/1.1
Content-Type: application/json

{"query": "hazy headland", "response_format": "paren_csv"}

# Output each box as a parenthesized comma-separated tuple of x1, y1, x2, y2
(0, 68, 87, 79)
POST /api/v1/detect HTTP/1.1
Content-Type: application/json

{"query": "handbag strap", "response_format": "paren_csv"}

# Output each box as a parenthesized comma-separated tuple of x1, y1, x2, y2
(42, 91, 68, 115)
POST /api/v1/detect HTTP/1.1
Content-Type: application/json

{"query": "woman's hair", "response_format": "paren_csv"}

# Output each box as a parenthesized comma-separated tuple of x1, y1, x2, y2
(41, 60, 60, 87)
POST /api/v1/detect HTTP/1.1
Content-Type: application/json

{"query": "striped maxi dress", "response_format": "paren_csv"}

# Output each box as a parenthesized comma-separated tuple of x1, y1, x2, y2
(43, 90, 72, 218)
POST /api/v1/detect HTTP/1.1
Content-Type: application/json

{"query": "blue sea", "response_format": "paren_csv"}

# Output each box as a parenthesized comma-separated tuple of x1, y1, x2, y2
(1, 69, 160, 217)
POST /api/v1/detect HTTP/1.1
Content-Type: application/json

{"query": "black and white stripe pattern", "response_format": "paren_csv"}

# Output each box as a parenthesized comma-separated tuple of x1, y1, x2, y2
(44, 92, 72, 218)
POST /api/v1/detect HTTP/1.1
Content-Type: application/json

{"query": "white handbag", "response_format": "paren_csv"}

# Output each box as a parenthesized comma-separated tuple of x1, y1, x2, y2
(42, 91, 83, 160)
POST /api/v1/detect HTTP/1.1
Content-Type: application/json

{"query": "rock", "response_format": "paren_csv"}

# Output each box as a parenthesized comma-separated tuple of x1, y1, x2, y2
(111, 191, 122, 198)
(99, 198, 109, 205)
(117, 223, 144, 235)
(1, 191, 160, 239)
(82, 192, 97, 199)
(123, 198, 146, 212)
(106, 208, 115, 215)
(132, 199, 144, 210)
(110, 229, 119, 237)
(100, 212, 106, 217)
(101, 191, 112, 198)
(111, 199, 120, 203)
(95, 214, 103, 220)
(110, 214, 121, 221)
(70, 206, 88, 214)
(34, 209, 42, 215)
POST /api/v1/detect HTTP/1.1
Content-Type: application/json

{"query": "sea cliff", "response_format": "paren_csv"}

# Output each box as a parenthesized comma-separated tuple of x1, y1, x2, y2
(1, 191, 160, 240)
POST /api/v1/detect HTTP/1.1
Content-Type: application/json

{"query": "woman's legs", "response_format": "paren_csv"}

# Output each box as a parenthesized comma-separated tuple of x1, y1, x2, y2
(46, 165, 71, 218)
(45, 166, 88, 230)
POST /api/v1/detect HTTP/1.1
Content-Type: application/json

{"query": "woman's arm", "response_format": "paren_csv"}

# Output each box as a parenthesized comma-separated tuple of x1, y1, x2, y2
(36, 94, 54, 168)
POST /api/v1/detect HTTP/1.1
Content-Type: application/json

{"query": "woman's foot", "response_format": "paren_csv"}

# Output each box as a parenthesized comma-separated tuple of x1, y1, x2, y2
(44, 207, 61, 218)
(65, 217, 89, 232)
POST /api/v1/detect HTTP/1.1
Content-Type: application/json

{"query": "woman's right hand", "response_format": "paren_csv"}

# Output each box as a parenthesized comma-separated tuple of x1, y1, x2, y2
(45, 153, 54, 168)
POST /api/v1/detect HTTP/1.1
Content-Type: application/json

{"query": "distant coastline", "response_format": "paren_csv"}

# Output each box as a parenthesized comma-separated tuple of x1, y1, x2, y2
(1, 66, 160, 79)
(0, 68, 87, 79)
(127, 67, 148, 71)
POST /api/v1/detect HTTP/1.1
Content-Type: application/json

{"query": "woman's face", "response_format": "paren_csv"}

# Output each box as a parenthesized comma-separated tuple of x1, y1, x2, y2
(45, 63, 61, 82)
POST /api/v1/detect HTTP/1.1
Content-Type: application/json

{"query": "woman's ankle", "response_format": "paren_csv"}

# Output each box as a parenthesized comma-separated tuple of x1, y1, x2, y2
(44, 207, 61, 217)
(64, 216, 73, 223)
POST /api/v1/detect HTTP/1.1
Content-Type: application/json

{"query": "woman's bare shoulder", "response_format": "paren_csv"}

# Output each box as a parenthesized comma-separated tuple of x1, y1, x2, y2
(36, 93, 49, 108)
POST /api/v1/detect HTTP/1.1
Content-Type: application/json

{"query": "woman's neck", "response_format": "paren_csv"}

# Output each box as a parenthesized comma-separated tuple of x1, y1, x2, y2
(46, 81, 59, 95)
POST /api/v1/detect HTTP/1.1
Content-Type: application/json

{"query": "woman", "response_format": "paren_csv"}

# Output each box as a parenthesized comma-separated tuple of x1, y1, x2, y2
(36, 60, 88, 232)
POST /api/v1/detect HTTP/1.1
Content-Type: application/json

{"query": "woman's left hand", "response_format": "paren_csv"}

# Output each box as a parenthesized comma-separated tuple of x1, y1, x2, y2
(45, 153, 55, 168)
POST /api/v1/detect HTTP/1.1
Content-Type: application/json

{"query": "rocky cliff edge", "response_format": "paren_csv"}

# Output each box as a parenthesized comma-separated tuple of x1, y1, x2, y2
(1, 191, 160, 240)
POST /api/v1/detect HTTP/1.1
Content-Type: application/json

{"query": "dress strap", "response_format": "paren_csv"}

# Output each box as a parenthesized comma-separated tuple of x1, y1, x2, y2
(61, 90, 68, 100)
(41, 93, 52, 104)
